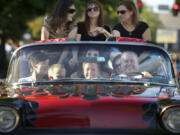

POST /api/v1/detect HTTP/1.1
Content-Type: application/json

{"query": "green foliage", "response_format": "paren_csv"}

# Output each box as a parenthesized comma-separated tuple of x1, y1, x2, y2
(28, 17, 44, 40)
(0, 0, 56, 41)
(140, 5, 162, 42)
(175, 0, 180, 5)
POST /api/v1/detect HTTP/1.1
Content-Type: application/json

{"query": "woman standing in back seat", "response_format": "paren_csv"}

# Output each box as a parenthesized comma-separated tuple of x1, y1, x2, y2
(112, 0, 151, 41)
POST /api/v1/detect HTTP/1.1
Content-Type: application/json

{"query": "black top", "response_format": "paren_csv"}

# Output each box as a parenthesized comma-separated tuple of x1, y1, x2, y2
(77, 22, 111, 41)
(113, 21, 149, 39)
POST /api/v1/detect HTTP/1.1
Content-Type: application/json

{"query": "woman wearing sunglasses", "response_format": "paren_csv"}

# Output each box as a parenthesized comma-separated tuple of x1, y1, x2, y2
(112, 0, 151, 41)
(41, 0, 78, 74)
(74, 0, 111, 41)
(41, 0, 76, 40)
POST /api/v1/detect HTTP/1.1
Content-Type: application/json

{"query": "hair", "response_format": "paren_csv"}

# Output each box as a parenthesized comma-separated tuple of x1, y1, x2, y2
(85, 48, 100, 57)
(47, 0, 75, 32)
(82, 62, 99, 68)
(121, 51, 138, 60)
(84, 0, 104, 32)
(28, 52, 49, 73)
(118, 0, 139, 26)
(48, 64, 66, 77)
(29, 52, 48, 65)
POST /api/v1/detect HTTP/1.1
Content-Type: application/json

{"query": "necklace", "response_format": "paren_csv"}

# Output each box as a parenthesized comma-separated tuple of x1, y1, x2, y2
(121, 22, 135, 36)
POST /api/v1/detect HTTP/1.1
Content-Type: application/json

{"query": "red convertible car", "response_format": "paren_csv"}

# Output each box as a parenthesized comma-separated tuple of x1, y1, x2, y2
(0, 39, 180, 135)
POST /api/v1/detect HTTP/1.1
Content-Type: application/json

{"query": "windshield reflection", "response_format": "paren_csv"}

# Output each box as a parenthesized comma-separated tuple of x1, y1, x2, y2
(7, 43, 174, 85)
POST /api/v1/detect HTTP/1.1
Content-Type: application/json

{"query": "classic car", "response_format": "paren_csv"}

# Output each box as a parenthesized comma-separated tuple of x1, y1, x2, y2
(0, 38, 180, 135)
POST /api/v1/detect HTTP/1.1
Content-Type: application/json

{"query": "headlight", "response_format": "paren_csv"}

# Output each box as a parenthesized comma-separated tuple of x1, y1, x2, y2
(162, 107, 180, 133)
(0, 107, 20, 133)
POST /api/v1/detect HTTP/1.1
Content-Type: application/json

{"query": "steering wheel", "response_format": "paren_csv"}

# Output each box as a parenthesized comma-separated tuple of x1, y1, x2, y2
(127, 72, 144, 78)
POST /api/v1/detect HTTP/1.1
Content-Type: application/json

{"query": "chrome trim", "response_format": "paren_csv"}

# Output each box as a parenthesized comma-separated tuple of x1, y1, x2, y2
(160, 105, 180, 116)
(0, 106, 20, 133)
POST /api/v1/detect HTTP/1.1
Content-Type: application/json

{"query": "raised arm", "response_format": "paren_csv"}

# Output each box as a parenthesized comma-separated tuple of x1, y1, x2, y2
(41, 26, 49, 40)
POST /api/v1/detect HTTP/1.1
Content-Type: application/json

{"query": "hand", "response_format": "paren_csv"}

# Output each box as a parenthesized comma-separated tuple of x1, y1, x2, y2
(92, 27, 105, 34)
(68, 57, 78, 69)
(142, 71, 153, 78)
(89, 31, 98, 37)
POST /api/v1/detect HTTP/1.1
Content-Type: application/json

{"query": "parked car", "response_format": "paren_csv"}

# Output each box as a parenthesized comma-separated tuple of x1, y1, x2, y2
(0, 38, 180, 135)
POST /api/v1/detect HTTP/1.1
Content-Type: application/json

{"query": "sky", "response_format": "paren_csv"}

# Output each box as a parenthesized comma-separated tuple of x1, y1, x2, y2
(142, 0, 175, 12)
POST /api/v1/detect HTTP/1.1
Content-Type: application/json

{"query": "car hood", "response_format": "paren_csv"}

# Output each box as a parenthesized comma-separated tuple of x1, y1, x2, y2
(18, 84, 165, 129)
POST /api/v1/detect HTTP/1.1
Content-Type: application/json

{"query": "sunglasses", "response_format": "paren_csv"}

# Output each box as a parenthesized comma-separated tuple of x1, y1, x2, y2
(117, 10, 127, 15)
(87, 7, 99, 12)
(68, 8, 76, 14)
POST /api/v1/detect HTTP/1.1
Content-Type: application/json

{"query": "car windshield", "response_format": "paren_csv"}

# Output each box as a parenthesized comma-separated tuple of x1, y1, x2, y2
(6, 42, 175, 85)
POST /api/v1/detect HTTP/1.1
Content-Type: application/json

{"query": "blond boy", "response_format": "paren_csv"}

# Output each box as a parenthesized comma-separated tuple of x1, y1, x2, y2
(48, 64, 66, 80)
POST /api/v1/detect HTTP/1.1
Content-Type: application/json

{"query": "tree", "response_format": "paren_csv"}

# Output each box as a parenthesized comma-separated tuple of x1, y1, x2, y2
(0, 0, 56, 78)
(140, 4, 162, 42)
(176, 0, 180, 6)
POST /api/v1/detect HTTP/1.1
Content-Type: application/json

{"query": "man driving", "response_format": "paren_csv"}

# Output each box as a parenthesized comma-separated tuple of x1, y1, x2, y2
(113, 51, 152, 79)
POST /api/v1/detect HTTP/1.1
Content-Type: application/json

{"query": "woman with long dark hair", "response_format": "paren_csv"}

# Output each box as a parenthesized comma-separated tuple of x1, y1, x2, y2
(41, 0, 78, 67)
(112, 0, 151, 41)
(41, 0, 76, 40)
